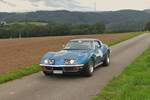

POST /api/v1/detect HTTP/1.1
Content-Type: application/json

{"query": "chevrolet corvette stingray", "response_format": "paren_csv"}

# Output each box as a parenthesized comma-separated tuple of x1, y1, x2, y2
(40, 39, 110, 76)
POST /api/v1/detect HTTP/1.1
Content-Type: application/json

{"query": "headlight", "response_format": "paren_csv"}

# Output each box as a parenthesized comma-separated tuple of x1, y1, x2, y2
(44, 59, 49, 65)
(65, 59, 75, 65)
(44, 59, 55, 65)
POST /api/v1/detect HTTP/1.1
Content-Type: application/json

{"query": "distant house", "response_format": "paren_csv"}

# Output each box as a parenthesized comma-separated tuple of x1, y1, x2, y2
(0, 21, 7, 26)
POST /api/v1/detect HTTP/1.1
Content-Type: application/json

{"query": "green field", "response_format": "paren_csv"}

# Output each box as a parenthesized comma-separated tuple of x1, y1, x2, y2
(93, 48, 150, 100)
(10, 21, 47, 26)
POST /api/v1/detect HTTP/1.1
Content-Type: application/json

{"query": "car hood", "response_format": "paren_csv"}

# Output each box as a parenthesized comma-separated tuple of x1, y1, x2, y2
(40, 49, 93, 65)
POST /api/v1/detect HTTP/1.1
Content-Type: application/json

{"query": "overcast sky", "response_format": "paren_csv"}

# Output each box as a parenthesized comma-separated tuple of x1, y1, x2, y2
(0, 0, 150, 12)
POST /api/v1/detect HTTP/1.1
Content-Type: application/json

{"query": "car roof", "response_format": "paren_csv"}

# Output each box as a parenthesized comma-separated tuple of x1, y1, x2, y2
(70, 38, 100, 42)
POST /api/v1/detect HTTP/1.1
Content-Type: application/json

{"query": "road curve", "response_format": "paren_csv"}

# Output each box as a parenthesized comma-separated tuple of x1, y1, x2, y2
(0, 33, 150, 100)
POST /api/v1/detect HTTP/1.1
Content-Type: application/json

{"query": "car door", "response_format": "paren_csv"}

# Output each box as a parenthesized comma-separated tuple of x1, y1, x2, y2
(94, 41, 103, 65)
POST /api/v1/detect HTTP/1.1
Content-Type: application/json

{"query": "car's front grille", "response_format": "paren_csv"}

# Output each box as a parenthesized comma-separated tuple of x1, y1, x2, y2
(45, 67, 52, 70)
(43, 66, 82, 73)
(53, 67, 63, 70)
(63, 67, 80, 72)
(64, 67, 75, 71)
(44, 67, 63, 70)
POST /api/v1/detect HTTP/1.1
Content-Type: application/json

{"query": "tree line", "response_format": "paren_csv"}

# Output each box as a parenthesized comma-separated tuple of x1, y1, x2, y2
(0, 22, 105, 39)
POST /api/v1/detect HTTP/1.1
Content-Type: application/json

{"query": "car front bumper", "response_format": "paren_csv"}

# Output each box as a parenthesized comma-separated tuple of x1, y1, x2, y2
(40, 64, 84, 73)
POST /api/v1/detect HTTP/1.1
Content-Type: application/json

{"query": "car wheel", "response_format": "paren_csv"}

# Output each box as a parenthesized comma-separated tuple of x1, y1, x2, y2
(83, 60, 94, 77)
(103, 53, 110, 66)
(43, 71, 52, 76)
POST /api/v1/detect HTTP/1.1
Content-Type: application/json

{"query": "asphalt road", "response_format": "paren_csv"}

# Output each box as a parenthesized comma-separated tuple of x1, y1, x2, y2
(0, 33, 150, 100)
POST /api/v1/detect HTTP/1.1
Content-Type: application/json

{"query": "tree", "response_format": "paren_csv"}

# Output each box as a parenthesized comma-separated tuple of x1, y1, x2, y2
(0, 22, 106, 39)
(145, 21, 150, 31)
(92, 23, 106, 34)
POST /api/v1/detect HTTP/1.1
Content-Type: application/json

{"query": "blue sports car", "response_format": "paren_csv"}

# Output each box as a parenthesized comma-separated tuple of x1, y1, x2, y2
(40, 38, 110, 76)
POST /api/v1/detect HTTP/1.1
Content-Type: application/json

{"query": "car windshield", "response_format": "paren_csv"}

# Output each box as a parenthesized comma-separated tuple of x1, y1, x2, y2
(64, 40, 94, 50)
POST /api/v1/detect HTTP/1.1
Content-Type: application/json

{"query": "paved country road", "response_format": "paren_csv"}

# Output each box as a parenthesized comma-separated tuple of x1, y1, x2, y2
(0, 33, 150, 100)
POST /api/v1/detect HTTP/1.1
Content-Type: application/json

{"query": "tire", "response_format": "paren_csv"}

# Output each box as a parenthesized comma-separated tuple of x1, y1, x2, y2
(82, 60, 94, 77)
(103, 53, 110, 66)
(43, 71, 52, 76)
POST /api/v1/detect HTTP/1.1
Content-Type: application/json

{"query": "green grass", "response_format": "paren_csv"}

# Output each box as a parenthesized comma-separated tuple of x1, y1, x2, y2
(106, 32, 144, 46)
(93, 48, 150, 100)
(10, 22, 47, 26)
(0, 65, 41, 84)
(0, 32, 144, 84)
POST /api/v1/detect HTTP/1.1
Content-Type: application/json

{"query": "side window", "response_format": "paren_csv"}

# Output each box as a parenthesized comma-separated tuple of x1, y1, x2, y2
(94, 41, 101, 48)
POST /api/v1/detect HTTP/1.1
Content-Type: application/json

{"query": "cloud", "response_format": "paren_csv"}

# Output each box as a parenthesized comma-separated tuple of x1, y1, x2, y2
(0, 0, 16, 6)
(28, 0, 89, 11)
(0, 0, 149, 12)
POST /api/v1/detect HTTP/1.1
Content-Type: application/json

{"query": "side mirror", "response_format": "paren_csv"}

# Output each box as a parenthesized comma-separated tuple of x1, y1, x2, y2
(96, 45, 101, 49)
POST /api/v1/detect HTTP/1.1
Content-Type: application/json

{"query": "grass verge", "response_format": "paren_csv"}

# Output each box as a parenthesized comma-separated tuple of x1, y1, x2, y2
(106, 32, 144, 46)
(93, 48, 150, 100)
(0, 32, 144, 84)
(0, 64, 41, 84)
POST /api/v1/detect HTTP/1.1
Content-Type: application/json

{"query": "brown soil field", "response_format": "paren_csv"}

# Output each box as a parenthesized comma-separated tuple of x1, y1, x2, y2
(0, 33, 140, 74)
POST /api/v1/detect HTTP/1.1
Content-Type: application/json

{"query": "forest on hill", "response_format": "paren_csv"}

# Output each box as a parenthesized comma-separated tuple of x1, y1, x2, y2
(0, 9, 150, 38)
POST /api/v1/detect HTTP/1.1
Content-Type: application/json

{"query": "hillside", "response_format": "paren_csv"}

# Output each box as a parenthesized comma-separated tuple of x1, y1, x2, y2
(0, 9, 150, 32)
(144, 9, 150, 13)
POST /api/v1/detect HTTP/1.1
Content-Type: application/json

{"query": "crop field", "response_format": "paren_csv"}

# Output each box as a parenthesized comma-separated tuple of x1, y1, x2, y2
(0, 32, 142, 74)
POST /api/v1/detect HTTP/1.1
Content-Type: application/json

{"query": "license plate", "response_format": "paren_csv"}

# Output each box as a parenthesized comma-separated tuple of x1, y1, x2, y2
(53, 70, 63, 74)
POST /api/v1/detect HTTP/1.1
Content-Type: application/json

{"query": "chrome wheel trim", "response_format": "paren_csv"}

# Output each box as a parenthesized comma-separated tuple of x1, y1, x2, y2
(107, 55, 110, 64)
(89, 63, 94, 73)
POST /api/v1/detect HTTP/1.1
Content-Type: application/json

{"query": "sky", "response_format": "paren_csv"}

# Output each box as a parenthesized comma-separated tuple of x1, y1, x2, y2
(0, 0, 150, 12)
